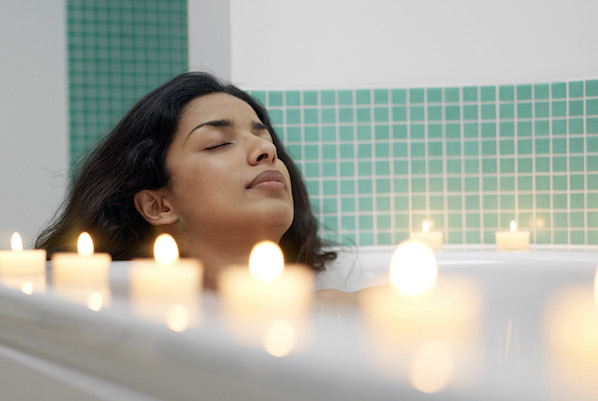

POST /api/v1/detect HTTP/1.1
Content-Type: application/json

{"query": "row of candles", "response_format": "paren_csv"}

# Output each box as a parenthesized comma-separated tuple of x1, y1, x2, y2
(0, 227, 595, 396)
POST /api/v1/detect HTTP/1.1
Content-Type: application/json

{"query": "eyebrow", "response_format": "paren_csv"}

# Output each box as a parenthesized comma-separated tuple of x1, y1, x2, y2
(184, 119, 268, 144)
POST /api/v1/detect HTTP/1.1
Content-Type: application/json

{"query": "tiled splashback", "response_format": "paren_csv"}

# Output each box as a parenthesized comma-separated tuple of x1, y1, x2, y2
(67, 0, 188, 170)
(251, 81, 598, 247)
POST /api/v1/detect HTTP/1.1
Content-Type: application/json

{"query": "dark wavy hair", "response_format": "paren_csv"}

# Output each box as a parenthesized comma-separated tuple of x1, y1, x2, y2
(36, 72, 336, 271)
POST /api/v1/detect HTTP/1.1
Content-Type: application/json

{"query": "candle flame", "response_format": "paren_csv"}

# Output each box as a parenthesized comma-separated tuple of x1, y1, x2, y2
(510, 220, 517, 233)
(422, 220, 430, 233)
(249, 241, 284, 281)
(21, 281, 33, 295)
(263, 319, 297, 357)
(11, 232, 23, 251)
(77, 232, 94, 256)
(390, 240, 438, 295)
(154, 234, 179, 264)
(167, 304, 190, 332)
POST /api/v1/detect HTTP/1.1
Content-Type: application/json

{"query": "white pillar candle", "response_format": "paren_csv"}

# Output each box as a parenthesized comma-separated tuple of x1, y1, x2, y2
(496, 220, 530, 251)
(51, 232, 111, 285)
(410, 221, 443, 251)
(0, 232, 46, 276)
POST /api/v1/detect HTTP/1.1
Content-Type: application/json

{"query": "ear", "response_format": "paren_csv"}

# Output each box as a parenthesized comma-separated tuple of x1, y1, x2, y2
(133, 189, 178, 226)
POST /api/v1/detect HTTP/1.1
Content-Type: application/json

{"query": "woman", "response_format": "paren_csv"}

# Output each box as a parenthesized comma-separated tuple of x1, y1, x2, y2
(36, 72, 337, 289)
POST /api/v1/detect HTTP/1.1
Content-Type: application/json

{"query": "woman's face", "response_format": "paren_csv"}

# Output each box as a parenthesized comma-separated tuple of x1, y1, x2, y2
(163, 93, 294, 254)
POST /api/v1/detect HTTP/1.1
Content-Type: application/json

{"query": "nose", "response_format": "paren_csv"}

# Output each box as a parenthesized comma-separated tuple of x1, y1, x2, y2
(248, 136, 277, 165)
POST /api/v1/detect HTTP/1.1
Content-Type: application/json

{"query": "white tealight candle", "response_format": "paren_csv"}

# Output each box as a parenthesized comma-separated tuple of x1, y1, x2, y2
(0, 232, 46, 276)
(218, 241, 313, 354)
(51, 232, 111, 285)
(410, 221, 443, 251)
(360, 240, 483, 390)
(495, 220, 530, 251)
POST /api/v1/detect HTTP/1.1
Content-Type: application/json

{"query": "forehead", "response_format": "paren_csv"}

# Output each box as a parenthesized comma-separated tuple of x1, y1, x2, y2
(179, 92, 259, 126)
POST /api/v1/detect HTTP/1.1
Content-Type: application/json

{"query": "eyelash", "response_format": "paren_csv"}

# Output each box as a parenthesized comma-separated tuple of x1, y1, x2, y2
(205, 142, 231, 151)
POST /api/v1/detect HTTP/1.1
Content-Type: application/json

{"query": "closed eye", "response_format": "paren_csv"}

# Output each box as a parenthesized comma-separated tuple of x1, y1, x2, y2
(204, 142, 231, 151)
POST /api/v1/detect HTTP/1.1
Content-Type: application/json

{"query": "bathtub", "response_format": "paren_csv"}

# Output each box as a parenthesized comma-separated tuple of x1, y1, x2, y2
(0, 248, 597, 400)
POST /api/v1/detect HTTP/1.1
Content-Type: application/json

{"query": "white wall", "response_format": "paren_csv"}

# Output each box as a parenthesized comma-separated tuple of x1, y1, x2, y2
(0, 0, 68, 249)
(190, 0, 598, 89)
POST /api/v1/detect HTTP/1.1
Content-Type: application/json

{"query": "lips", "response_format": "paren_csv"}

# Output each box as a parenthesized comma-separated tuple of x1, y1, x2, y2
(247, 170, 286, 190)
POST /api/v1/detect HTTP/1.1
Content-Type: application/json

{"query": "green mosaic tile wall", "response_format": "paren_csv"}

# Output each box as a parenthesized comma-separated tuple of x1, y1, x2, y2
(252, 80, 598, 247)
(67, 0, 188, 168)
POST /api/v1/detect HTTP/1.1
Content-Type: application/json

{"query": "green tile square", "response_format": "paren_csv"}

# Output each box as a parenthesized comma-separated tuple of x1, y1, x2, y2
(570, 193, 584, 209)
(341, 214, 355, 229)
(411, 178, 426, 192)
(553, 230, 567, 244)
(321, 90, 336, 105)
(447, 196, 462, 210)
(428, 142, 443, 157)
(569, 100, 584, 116)
(393, 141, 407, 157)
(304, 162, 319, 177)
(322, 162, 337, 177)
(447, 159, 461, 173)
(285, 90, 300, 106)
(340, 180, 354, 194)
(392, 89, 406, 104)
(358, 179, 373, 193)
(374, 125, 390, 140)
(569, 81, 584, 98)
(411, 142, 425, 157)
(356, 108, 371, 123)
(587, 80, 598, 96)
(445, 87, 460, 103)
(551, 82, 566, 99)
(551, 119, 566, 135)
(445, 105, 460, 120)
(481, 104, 496, 119)
(590, 174, 598, 190)
(356, 89, 371, 105)
(251, 90, 266, 104)
(377, 214, 391, 230)
(518, 194, 533, 209)
(287, 144, 301, 159)
(357, 143, 372, 157)
(586, 99, 598, 116)
(427, 105, 443, 121)
(411, 160, 426, 174)
(535, 157, 550, 172)
(518, 139, 532, 154)
(410, 106, 425, 121)
(518, 176, 532, 190)
(485, 212, 498, 226)
(430, 178, 443, 192)
(339, 107, 354, 123)
(536, 176, 550, 190)
(535, 120, 549, 136)
(322, 144, 337, 159)
(551, 101, 566, 117)
(392, 106, 407, 121)
(304, 107, 320, 124)
(535, 138, 550, 154)
(446, 141, 461, 156)
(569, 138, 584, 154)
(589, 136, 598, 152)
(481, 86, 496, 101)
(466, 195, 480, 210)
(463, 86, 478, 102)
(374, 89, 389, 104)
(481, 122, 496, 137)
(464, 159, 479, 173)
(570, 174, 584, 190)
(499, 139, 514, 155)
(499, 85, 515, 101)
(465, 177, 479, 191)
(554, 213, 568, 228)
(516, 84, 532, 100)
(447, 177, 462, 191)
(518, 157, 532, 173)
(428, 123, 443, 138)
(482, 140, 497, 155)
(535, 101, 549, 118)
(411, 124, 425, 138)
(304, 144, 319, 159)
(375, 142, 390, 158)
(518, 121, 533, 136)
(411, 196, 426, 211)
(464, 140, 479, 156)
(359, 198, 373, 213)
(377, 179, 391, 193)
(500, 122, 514, 137)
(269, 109, 283, 125)
(500, 158, 515, 173)
(409, 88, 425, 103)
(591, 231, 598, 245)
(589, 212, 598, 228)
(552, 175, 567, 191)
(553, 194, 566, 209)
(305, 180, 319, 195)
(589, 155, 598, 172)
(394, 196, 409, 211)
(322, 126, 336, 141)
(482, 159, 497, 173)
(446, 123, 461, 138)
(269, 91, 283, 106)
(483, 174, 498, 190)
(569, 118, 584, 134)
(499, 103, 515, 119)
(303, 90, 318, 105)
(463, 105, 478, 120)
(448, 232, 463, 243)
(552, 156, 567, 172)
(571, 213, 584, 228)
(500, 194, 515, 209)
(287, 127, 301, 142)
(536, 194, 550, 209)
(338, 90, 353, 105)
(375, 107, 389, 122)
(340, 126, 355, 141)
(321, 107, 336, 124)
(534, 83, 549, 99)
(375, 161, 390, 175)
(588, 118, 598, 133)
(464, 123, 478, 137)
(394, 161, 408, 175)
(427, 88, 442, 103)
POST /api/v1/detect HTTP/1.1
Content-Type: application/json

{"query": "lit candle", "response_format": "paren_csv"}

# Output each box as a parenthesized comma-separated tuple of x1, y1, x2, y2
(218, 241, 313, 355)
(543, 267, 598, 399)
(495, 220, 530, 251)
(51, 232, 111, 285)
(0, 232, 46, 275)
(410, 220, 443, 251)
(129, 234, 203, 330)
(360, 240, 483, 392)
